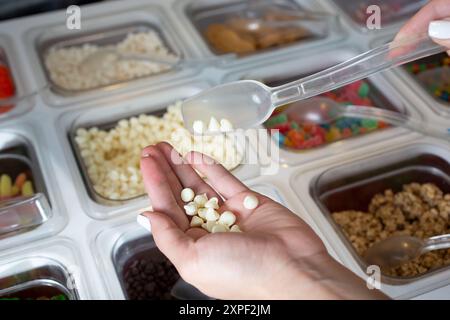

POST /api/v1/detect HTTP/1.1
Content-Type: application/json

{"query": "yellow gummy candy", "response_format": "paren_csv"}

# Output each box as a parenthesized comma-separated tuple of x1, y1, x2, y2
(11, 185, 20, 197)
(0, 174, 12, 197)
(21, 181, 34, 197)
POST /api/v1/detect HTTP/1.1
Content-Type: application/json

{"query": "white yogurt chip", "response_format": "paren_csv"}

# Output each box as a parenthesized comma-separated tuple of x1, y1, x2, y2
(243, 195, 259, 210)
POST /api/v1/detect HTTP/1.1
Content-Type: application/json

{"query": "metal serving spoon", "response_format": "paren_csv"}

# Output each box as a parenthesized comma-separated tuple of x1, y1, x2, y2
(364, 234, 450, 269)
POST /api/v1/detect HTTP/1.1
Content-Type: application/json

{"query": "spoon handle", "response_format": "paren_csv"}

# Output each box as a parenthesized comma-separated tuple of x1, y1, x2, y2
(341, 105, 450, 141)
(270, 34, 444, 108)
(119, 53, 236, 68)
(422, 234, 450, 253)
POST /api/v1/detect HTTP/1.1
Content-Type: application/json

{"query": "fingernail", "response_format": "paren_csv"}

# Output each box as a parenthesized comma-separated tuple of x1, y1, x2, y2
(137, 214, 151, 232)
(429, 20, 450, 39)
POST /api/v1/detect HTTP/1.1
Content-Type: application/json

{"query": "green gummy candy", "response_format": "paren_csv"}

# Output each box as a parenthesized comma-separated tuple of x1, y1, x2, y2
(266, 113, 288, 127)
(361, 118, 378, 129)
(358, 82, 370, 98)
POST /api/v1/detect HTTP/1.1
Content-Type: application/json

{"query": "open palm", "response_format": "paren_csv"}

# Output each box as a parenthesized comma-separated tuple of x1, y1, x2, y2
(140, 142, 384, 300)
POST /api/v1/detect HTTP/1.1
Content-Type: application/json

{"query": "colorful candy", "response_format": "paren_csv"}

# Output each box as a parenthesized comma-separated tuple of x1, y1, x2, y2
(0, 64, 15, 114)
(406, 53, 450, 104)
(264, 80, 390, 151)
(0, 172, 34, 200)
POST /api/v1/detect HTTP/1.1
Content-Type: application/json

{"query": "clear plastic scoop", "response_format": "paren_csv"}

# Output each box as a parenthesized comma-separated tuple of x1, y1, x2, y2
(286, 97, 450, 140)
(364, 234, 450, 269)
(181, 34, 445, 132)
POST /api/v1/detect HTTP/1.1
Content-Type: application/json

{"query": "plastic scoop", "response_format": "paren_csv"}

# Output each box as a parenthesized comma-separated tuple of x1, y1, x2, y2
(181, 34, 445, 133)
(283, 97, 450, 140)
(364, 234, 450, 269)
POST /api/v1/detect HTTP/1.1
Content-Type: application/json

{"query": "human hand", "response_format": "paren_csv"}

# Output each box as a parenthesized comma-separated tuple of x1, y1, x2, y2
(395, 0, 450, 53)
(138, 142, 386, 300)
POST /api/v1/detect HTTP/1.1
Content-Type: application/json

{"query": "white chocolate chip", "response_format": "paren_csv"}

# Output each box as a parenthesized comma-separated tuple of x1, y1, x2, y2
(212, 224, 229, 233)
(208, 117, 221, 132)
(197, 208, 207, 220)
(181, 188, 195, 202)
(220, 118, 233, 132)
(205, 208, 220, 221)
(243, 195, 259, 210)
(202, 221, 216, 232)
(218, 211, 236, 227)
(190, 216, 204, 228)
(204, 197, 219, 209)
(194, 193, 208, 207)
(193, 120, 205, 134)
(230, 225, 242, 232)
(184, 202, 198, 216)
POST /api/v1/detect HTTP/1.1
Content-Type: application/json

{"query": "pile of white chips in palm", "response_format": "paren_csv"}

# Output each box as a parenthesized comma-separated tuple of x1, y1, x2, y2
(181, 187, 243, 233)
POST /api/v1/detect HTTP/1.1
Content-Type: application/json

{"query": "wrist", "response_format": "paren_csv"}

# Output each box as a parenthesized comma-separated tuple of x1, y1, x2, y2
(259, 253, 387, 300)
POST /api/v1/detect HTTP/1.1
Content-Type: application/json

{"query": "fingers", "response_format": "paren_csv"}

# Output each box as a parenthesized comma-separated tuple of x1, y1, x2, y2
(396, 0, 450, 40)
(142, 145, 184, 208)
(157, 142, 220, 200)
(139, 212, 194, 267)
(185, 151, 248, 199)
(140, 148, 188, 229)
(431, 35, 450, 56)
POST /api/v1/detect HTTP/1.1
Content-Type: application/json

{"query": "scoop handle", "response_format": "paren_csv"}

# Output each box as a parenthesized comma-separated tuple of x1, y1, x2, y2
(422, 234, 450, 253)
(270, 33, 445, 108)
(341, 105, 450, 141)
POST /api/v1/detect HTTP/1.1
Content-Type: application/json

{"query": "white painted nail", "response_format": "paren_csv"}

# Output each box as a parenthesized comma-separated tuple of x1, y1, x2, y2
(137, 214, 151, 232)
(429, 20, 450, 40)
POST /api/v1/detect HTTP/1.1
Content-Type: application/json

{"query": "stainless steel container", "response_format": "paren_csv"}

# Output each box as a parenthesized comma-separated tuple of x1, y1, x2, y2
(37, 22, 181, 97)
(186, 0, 324, 56)
(24, 5, 197, 107)
(291, 139, 450, 298)
(0, 133, 52, 240)
(173, 0, 345, 69)
(0, 258, 78, 300)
